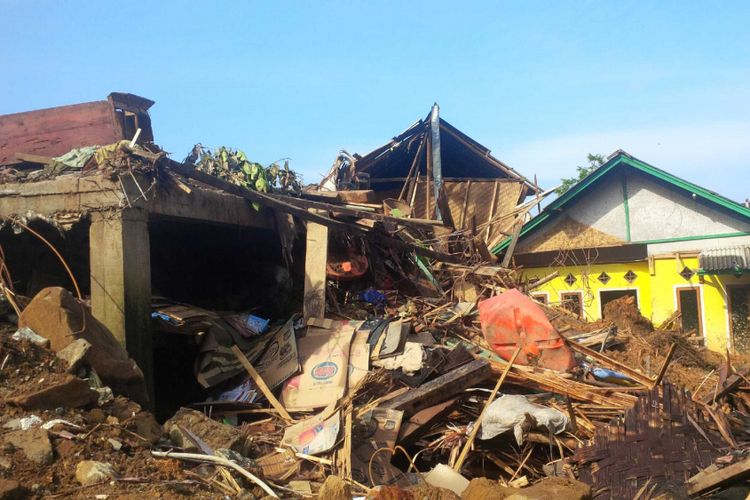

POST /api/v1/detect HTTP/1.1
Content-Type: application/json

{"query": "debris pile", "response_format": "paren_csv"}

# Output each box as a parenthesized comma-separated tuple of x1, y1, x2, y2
(3, 101, 750, 498)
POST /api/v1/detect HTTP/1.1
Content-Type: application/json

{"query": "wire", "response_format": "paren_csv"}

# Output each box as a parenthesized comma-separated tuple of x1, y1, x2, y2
(368, 445, 422, 487)
(2, 216, 82, 300)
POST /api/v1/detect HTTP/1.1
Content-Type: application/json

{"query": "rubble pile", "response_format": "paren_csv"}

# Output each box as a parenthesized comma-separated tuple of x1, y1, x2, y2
(2, 122, 750, 498)
(0, 326, 211, 498)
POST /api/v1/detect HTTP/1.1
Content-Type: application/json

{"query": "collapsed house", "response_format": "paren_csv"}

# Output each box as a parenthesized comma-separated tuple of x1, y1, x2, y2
(318, 104, 545, 252)
(1, 96, 750, 499)
(496, 150, 750, 354)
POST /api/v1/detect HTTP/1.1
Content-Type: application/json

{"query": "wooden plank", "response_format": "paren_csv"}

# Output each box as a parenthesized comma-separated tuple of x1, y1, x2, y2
(383, 359, 491, 416)
(265, 192, 442, 227)
(500, 217, 524, 268)
(687, 456, 750, 495)
(0, 100, 120, 165)
(459, 181, 471, 228)
(651, 343, 677, 388)
(703, 373, 743, 404)
(484, 180, 500, 241)
(15, 153, 54, 165)
(303, 213, 328, 320)
(231, 345, 293, 422)
(397, 398, 457, 443)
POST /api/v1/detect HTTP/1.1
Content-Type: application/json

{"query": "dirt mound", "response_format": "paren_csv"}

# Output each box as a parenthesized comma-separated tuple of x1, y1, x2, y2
(598, 296, 727, 395)
(0, 328, 215, 498)
(602, 295, 654, 337)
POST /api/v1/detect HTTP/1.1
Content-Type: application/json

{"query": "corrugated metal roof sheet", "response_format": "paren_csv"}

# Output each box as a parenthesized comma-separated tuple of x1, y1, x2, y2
(699, 245, 750, 272)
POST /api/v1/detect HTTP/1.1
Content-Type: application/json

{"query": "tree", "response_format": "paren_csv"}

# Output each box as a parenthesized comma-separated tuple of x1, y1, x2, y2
(556, 153, 606, 195)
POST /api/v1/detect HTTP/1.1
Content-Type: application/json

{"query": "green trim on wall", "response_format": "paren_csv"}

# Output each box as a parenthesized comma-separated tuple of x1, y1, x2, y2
(492, 152, 750, 255)
(622, 173, 631, 242)
(635, 231, 750, 245)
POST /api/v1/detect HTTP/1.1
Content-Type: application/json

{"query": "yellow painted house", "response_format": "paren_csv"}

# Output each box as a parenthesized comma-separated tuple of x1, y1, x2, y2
(494, 151, 750, 353)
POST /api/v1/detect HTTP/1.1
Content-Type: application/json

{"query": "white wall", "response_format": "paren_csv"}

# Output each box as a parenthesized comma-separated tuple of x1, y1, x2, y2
(628, 172, 750, 242)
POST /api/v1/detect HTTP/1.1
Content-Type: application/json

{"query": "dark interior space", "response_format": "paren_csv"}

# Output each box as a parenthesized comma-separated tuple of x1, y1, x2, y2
(148, 216, 304, 420)
(0, 218, 90, 307)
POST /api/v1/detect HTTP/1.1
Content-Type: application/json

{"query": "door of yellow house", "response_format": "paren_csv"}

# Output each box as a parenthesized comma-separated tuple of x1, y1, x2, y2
(728, 285, 750, 353)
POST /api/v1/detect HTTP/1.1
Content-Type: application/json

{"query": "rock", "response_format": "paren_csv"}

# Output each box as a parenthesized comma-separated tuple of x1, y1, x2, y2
(85, 408, 107, 424)
(503, 477, 592, 500)
(3, 415, 42, 431)
(318, 475, 351, 500)
(11, 326, 49, 348)
(129, 411, 162, 444)
(5, 428, 53, 464)
(164, 407, 251, 455)
(57, 338, 92, 373)
(107, 439, 122, 451)
(75, 460, 118, 486)
(0, 478, 29, 499)
(9, 375, 98, 410)
(107, 396, 142, 421)
(462, 478, 511, 500)
(0, 456, 11, 470)
(95, 387, 114, 405)
(19, 287, 148, 405)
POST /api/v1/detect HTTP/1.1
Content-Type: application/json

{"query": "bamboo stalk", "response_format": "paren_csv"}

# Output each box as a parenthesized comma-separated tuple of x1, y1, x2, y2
(454, 346, 522, 471)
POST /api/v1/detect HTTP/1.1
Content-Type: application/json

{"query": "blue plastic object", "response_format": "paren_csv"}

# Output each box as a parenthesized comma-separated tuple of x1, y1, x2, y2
(245, 314, 270, 335)
(360, 288, 386, 305)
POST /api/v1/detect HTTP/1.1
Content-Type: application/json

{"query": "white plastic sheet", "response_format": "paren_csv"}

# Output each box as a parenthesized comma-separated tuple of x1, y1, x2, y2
(478, 394, 569, 445)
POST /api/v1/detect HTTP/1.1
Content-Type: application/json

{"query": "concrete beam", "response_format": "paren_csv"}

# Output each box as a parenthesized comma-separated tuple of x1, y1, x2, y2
(0, 175, 123, 216)
(89, 208, 153, 401)
(0, 173, 272, 230)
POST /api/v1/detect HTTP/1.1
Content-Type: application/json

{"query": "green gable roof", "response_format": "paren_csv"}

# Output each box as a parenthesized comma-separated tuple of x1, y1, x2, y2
(492, 151, 750, 254)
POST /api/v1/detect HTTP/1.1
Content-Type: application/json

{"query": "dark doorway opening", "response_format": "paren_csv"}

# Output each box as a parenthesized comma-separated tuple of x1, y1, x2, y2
(677, 288, 702, 336)
(729, 285, 750, 354)
(600, 290, 638, 319)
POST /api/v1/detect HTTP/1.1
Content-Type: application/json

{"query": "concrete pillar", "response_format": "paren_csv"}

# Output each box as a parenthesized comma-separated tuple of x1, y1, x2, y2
(303, 215, 328, 320)
(89, 208, 153, 398)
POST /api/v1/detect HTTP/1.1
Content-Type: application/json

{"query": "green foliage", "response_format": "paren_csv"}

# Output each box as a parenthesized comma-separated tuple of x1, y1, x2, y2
(556, 153, 606, 195)
(190, 146, 302, 207)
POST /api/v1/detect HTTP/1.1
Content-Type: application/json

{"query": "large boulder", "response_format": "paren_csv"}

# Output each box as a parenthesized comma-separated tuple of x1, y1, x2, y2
(19, 287, 148, 405)
(9, 374, 98, 410)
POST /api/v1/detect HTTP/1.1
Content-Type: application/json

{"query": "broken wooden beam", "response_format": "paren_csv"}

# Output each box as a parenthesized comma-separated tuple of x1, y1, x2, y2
(383, 359, 491, 416)
(565, 337, 654, 387)
(651, 343, 677, 388)
(687, 456, 750, 496)
(704, 373, 743, 404)
(231, 345, 293, 423)
(169, 161, 460, 263)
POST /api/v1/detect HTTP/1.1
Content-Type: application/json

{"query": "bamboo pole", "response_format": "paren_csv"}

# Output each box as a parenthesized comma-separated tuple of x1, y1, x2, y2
(454, 346, 522, 471)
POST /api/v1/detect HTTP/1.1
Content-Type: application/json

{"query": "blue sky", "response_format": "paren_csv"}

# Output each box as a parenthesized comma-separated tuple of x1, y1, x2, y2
(2, 1, 749, 201)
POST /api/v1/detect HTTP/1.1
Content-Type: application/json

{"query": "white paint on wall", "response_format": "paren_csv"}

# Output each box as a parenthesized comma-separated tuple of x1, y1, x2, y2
(566, 177, 628, 240)
(628, 172, 750, 242)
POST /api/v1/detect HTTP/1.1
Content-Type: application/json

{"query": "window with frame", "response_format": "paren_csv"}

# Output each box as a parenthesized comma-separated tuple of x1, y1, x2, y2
(531, 293, 548, 305)
(560, 291, 583, 319)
